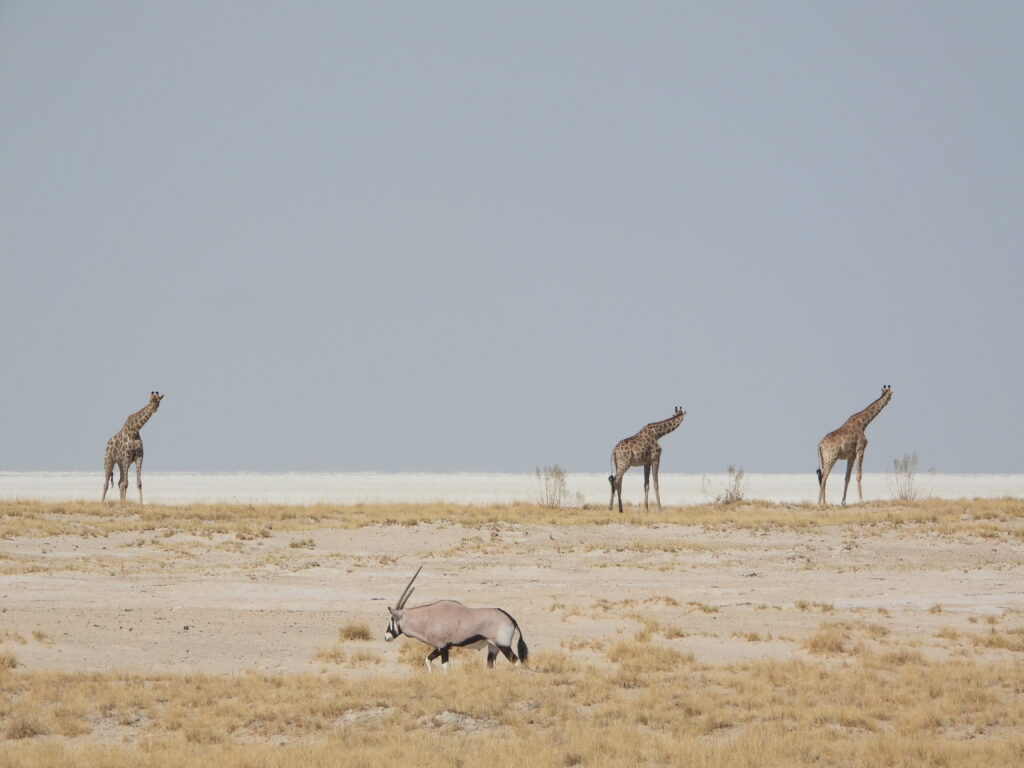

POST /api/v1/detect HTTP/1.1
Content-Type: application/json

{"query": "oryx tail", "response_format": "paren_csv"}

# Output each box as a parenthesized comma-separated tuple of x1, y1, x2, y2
(497, 608, 529, 663)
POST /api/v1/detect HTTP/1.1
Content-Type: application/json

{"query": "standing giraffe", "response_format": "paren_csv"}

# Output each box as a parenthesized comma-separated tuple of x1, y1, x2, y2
(608, 407, 686, 513)
(102, 392, 164, 503)
(817, 385, 893, 506)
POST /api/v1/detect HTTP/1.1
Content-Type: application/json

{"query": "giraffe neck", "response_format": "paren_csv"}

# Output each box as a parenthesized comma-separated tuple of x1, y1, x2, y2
(123, 402, 159, 434)
(846, 391, 891, 431)
(645, 412, 684, 441)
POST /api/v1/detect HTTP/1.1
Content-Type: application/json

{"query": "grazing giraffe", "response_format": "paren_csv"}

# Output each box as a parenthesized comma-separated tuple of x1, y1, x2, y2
(817, 385, 893, 506)
(102, 392, 164, 503)
(608, 407, 686, 513)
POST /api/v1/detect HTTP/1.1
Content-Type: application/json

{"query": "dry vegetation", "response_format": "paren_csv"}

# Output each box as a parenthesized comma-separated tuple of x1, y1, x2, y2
(1, 496, 1022, 766)
(1, 496, 1022, 539)
(1, 650, 1023, 766)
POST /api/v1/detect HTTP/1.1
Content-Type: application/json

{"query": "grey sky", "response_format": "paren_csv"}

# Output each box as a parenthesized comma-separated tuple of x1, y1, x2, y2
(1, 2, 1021, 473)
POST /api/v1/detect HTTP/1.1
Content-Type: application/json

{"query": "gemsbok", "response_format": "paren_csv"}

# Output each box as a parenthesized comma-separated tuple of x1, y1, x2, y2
(383, 566, 529, 670)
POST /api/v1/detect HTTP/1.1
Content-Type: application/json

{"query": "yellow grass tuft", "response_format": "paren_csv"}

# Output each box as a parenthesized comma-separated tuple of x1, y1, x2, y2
(338, 622, 372, 642)
(803, 622, 853, 655)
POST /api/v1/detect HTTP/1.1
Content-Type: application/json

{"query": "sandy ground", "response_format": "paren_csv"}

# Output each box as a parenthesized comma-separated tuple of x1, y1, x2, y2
(2, 516, 1022, 675)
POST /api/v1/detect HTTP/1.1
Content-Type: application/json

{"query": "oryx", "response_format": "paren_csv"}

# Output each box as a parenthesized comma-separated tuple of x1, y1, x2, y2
(383, 566, 529, 670)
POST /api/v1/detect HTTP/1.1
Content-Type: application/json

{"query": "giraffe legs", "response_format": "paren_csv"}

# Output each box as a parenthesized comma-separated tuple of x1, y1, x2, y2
(136, 456, 144, 504)
(855, 450, 865, 504)
(818, 458, 837, 506)
(609, 469, 627, 513)
(102, 458, 114, 502)
(652, 457, 662, 511)
(117, 463, 129, 502)
(643, 465, 651, 510)
(841, 459, 854, 506)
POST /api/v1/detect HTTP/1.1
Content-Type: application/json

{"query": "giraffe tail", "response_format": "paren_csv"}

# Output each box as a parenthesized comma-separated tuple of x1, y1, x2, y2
(816, 446, 824, 486)
(608, 451, 615, 483)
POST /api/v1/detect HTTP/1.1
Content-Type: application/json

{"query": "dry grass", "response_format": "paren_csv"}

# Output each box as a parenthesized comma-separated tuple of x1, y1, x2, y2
(803, 622, 853, 655)
(338, 622, 373, 642)
(0, 650, 1022, 766)
(971, 627, 1024, 653)
(1, 497, 1021, 539)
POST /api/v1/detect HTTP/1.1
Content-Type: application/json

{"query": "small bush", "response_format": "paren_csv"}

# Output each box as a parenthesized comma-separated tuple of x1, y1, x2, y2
(702, 466, 747, 504)
(803, 623, 851, 655)
(339, 622, 372, 642)
(718, 465, 746, 504)
(535, 465, 577, 508)
(314, 646, 346, 664)
(5, 714, 47, 739)
(890, 452, 919, 501)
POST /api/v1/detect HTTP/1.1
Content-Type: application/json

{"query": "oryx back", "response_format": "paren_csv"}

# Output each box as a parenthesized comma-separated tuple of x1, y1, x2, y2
(401, 601, 518, 650)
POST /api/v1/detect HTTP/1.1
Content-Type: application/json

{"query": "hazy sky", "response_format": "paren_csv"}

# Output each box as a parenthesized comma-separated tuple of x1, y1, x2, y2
(2, 3, 1021, 473)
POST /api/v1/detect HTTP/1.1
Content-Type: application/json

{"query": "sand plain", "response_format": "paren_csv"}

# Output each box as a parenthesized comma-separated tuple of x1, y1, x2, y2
(1, 497, 1022, 766)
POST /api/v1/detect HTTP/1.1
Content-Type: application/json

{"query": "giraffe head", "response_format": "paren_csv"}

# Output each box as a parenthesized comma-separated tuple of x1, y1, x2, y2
(149, 391, 164, 407)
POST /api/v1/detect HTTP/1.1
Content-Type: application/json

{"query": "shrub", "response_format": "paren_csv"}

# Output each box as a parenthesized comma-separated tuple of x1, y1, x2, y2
(890, 452, 919, 501)
(339, 622, 372, 642)
(536, 465, 572, 508)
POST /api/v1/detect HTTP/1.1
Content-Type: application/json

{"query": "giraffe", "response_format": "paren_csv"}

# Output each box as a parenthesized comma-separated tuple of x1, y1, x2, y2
(817, 385, 893, 506)
(102, 391, 164, 503)
(608, 407, 686, 513)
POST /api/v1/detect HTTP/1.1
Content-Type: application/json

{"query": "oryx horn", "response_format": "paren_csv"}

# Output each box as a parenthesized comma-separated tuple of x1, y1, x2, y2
(396, 564, 423, 610)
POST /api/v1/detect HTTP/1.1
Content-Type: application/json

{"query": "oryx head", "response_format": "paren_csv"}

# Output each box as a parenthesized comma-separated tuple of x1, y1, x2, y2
(384, 565, 422, 641)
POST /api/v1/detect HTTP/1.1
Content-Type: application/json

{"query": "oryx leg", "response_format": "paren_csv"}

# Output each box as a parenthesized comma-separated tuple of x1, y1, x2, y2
(497, 645, 517, 665)
(486, 643, 498, 668)
(440, 646, 451, 671)
(425, 647, 443, 671)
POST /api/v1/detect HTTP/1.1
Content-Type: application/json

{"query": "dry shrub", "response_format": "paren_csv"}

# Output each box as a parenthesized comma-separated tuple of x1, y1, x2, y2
(972, 627, 1024, 653)
(608, 640, 692, 673)
(803, 622, 852, 655)
(0, 650, 18, 669)
(5, 714, 47, 739)
(313, 646, 345, 664)
(339, 622, 372, 642)
(877, 648, 924, 666)
(526, 651, 582, 674)
(347, 650, 382, 666)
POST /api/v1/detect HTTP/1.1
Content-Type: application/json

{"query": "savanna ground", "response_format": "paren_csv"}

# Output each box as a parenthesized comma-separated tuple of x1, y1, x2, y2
(1, 497, 1023, 766)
